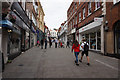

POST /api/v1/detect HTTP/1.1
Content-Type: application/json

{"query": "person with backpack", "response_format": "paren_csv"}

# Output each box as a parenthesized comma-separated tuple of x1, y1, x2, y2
(72, 40, 80, 66)
(79, 38, 90, 66)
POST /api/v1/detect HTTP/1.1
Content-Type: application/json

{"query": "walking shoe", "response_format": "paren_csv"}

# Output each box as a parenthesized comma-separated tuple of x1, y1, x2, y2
(76, 63, 79, 66)
(75, 60, 77, 63)
(87, 63, 90, 66)
(79, 60, 82, 63)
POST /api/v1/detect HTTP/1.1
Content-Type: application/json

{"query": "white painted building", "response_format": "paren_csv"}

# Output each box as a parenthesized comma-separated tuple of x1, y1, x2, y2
(59, 21, 68, 45)
(79, 17, 103, 52)
(50, 29, 58, 39)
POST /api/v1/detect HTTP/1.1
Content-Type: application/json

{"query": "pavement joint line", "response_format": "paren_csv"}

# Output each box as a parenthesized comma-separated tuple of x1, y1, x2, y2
(96, 60, 119, 71)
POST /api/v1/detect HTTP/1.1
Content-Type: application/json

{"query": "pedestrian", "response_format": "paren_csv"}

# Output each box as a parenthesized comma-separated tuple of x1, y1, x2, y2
(79, 38, 90, 66)
(49, 37, 51, 48)
(37, 40, 40, 47)
(60, 42, 63, 48)
(66, 40, 70, 48)
(55, 38, 58, 48)
(58, 40, 61, 48)
(41, 39, 44, 49)
(72, 40, 80, 66)
(45, 39, 47, 49)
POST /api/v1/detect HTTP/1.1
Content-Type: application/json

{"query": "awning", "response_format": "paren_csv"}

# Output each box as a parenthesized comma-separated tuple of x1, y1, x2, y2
(0, 20, 13, 30)
(11, 2, 30, 27)
(79, 19, 102, 34)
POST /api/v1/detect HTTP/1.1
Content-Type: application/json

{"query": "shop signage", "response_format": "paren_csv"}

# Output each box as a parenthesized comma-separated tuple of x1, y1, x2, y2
(79, 20, 102, 34)
(94, 18, 103, 22)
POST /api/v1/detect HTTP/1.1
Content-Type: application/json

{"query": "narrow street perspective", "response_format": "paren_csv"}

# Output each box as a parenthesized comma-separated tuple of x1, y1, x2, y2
(2, 44, 119, 78)
(0, 0, 120, 79)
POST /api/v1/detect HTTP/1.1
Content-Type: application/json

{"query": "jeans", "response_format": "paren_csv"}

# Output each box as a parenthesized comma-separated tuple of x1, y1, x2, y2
(74, 52, 79, 63)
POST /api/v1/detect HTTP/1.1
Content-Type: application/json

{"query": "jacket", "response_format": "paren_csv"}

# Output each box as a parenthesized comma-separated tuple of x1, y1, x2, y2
(72, 44, 80, 52)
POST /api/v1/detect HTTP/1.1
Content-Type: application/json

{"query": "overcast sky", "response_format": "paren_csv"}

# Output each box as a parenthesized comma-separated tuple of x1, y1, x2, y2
(40, 0, 73, 30)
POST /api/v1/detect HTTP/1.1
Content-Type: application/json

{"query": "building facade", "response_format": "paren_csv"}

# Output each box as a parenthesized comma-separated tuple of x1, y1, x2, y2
(59, 21, 68, 45)
(0, 0, 45, 71)
(67, 0, 120, 58)
(37, 0, 45, 41)
(67, 1, 103, 52)
(50, 29, 58, 39)
(105, 1, 120, 58)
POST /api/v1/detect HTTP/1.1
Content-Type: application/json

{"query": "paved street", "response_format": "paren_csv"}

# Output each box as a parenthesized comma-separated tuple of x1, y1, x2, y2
(2, 44, 119, 78)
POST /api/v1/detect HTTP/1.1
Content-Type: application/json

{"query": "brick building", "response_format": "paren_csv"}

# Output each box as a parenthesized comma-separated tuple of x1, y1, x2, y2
(67, 0, 120, 57)
(105, 1, 120, 58)
(67, 1, 104, 53)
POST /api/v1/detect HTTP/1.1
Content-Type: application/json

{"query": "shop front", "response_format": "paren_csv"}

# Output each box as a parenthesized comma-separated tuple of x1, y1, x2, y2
(30, 26, 36, 47)
(79, 18, 103, 52)
(114, 21, 120, 58)
(8, 26, 21, 60)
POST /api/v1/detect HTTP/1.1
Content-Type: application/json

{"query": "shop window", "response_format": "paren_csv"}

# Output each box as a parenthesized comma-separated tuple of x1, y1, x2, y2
(97, 30, 101, 50)
(25, 32, 30, 49)
(9, 33, 21, 54)
(85, 34, 89, 43)
(90, 32, 96, 49)
(75, 16, 77, 24)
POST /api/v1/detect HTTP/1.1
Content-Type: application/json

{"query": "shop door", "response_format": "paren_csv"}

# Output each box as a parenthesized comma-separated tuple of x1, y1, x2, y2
(118, 31, 120, 54)
(115, 21, 120, 55)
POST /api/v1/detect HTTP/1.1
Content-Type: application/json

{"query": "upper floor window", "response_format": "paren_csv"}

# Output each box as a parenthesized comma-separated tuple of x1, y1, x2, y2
(73, 18, 74, 26)
(71, 10, 72, 16)
(73, 7, 74, 13)
(88, 2, 92, 15)
(79, 12, 81, 22)
(113, 0, 120, 4)
(21, 0, 26, 10)
(83, 7, 85, 19)
(75, 3, 77, 9)
(95, 0, 100, 10)
(75, 16, 77, 24)
(71, 21, 72, 29)
(32, 13, 37, 26)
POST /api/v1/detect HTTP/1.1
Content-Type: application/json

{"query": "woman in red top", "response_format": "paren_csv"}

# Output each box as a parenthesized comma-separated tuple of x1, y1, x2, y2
(60, 42, 63, 48)
(72, 40, 80, 66)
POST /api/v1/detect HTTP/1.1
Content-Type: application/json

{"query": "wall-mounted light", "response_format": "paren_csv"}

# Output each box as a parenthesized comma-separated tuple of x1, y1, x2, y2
(8, 30, 12, 32)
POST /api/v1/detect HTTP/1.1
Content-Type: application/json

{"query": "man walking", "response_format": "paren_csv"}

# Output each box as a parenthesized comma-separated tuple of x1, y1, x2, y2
(66, 40, 70, 48)
(45, 39, 47, 49)
(79, 38, 90, 66)
(41, 39, 44, 49)
(55, 38, 58, 48)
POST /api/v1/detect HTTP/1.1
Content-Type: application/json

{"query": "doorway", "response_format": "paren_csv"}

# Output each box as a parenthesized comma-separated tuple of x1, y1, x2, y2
(114, 21, 120, 56)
